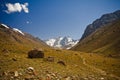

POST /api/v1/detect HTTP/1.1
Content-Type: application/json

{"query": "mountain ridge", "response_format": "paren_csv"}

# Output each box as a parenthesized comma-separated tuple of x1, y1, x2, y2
(81, 10, 120, 40)
(71, 19, 120, 57)
(0, 23, 50, 53)
(44, 36, 79, 49)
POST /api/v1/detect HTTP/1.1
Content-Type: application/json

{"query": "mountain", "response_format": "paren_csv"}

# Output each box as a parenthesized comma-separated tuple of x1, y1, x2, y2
(44, 36, 79, 49)
(71, 20, 120, 57)
(81, 10, 120, 40)
(0, 23, 50, 53)
(0, 20, 120, 80)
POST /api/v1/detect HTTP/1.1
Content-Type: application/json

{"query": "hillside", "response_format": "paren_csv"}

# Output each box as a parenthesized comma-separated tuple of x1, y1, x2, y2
(0, 24, 50, 54)
(71, 20, 120, 57)
(81, 10, 120, 40)
(0, 23, 120, 80)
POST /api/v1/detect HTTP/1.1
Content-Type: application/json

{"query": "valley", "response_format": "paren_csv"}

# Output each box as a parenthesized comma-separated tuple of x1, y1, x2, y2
(0, 10, 120, 80)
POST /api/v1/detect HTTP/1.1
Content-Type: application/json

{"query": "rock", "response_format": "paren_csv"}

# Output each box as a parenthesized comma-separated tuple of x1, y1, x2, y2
(27, 67, 34, 71)
(24, 75, 34, 80)
(57, 61, 66, 66)
(2, 71, 8, 76)
(12, 58, 17, 61)
(44, 56, 54, 62)
(51, 73, 56, 77)
(65, 76, 71, 80)
(28, 49, 44, 58)
(46, 74, 51, 80)
(9, 71, 14, 76)
(14, 71, 19, 77)
(26, 67, 37, 76)
(2, 49, 9, 53)
(63, 76, 72, 80)
(100, 77, 104, 80)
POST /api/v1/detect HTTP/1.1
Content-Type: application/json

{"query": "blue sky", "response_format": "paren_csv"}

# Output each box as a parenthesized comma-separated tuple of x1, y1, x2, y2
(0, 0, 120, 40)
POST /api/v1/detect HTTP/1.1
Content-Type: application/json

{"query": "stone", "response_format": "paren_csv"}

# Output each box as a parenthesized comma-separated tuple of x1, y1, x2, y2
(100, 77, 104, 80)
(65, 76, 71, 80)
(44, 56, 54, 62)
(28, 49, 44, 58)
(27, 67, 34, 71)
(14, 71, 19, 77)
(12, 58, 17, 61)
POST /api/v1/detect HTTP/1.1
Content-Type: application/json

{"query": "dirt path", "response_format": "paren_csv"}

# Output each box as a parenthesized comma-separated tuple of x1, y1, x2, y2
(79, 55, 120, 80)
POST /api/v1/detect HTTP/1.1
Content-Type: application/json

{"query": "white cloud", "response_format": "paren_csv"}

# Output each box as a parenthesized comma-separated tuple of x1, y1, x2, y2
(5, 2, 29, 14)
(21, 3, 29, 13)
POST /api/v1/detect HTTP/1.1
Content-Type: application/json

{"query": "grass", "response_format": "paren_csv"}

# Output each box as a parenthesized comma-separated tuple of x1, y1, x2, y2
(0, 49, 120, 79)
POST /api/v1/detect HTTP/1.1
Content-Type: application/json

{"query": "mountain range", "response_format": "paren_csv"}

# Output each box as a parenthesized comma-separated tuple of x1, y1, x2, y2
(44, 36, 78, 49)
(71, 10, 120, 57)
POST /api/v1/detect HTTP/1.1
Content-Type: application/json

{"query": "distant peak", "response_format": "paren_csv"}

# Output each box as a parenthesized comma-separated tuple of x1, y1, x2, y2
(44, 36, 78, 49)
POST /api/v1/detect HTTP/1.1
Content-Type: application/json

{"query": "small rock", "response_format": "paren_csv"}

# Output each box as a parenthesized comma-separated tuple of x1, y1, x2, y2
(2, 71, 8, 76)
(27, 67, 34, 71)
(51, 73, 56, 77)
(14, 71, 19, 77)
(100, 77, 104, 80)
(12, 58, 17, 61)
(19, 72, 23, 76)
(44, 56, 54, 62)
(65, 76, 71, 80)
(24, 75, 34, 80)
(46, 74, 51, 80)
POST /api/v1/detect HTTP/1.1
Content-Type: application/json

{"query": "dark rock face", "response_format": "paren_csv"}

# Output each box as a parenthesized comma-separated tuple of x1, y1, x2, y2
(81, 10, 120, 40)
(28, 49, 44, 58)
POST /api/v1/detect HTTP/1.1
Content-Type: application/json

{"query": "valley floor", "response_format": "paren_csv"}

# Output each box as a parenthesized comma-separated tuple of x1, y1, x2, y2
(0, 49, 120, 80)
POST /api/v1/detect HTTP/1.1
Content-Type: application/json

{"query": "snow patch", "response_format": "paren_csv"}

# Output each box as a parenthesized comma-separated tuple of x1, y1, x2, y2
(46, 39, 56, 46)
(1, 24, 9, 29)
(13, 28, 24, 35)
(44, 36, 79, 49)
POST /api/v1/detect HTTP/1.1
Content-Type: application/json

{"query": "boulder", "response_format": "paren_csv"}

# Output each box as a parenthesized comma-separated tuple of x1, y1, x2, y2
(28, 49, 44, 58)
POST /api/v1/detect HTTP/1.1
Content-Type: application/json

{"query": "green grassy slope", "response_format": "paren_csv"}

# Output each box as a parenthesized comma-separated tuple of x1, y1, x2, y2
(71, 20, 120, 57)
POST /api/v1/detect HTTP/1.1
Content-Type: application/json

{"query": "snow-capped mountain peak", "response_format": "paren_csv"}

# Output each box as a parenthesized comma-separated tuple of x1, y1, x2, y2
(44, 36, 79, 49)
(13, 28, 24, 35)
(1, 24, 9, 29)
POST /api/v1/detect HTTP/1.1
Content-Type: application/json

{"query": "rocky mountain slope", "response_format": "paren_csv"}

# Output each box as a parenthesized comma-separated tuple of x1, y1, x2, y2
(71, 20, 120, 57)
(81, 10, 120, 40)
(44, 36, 78, 49)
(0, 23, 50, 53)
